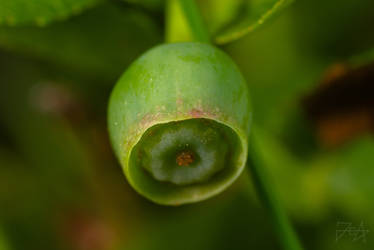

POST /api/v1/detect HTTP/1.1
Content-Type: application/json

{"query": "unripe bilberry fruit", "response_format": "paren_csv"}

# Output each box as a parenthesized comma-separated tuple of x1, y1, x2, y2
(108, 42, 251, 205)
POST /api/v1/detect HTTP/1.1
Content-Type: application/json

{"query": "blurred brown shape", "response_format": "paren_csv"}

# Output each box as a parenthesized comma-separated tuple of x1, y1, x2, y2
(303, 62, 374, 148)
(61, 211, 117, 250)
(29, 82, 87, 124)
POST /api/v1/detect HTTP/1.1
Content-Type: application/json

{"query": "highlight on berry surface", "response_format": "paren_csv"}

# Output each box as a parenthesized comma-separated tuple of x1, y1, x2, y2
(108, 42, 251, 205)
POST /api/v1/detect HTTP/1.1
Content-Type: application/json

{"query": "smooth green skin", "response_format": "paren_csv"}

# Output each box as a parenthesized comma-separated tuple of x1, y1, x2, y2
(108, 42, 251, 205)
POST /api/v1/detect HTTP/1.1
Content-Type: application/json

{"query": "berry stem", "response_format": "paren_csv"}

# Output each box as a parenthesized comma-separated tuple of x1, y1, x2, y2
(178, 0, 210, 43)
(247, 132, 304, 250)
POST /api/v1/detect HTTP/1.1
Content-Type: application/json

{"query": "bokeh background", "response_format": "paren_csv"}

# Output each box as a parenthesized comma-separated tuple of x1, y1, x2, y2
(0, 0, 373, 249)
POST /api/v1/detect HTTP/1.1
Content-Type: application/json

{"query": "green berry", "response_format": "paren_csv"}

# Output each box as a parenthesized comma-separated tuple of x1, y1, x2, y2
(108, 42, 251, 205)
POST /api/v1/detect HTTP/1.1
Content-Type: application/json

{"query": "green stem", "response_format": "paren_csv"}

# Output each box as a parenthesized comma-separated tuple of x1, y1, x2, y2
(165, 0, 176, 43)
(178, 0, 210, 43)
(247, 134, 304, 250)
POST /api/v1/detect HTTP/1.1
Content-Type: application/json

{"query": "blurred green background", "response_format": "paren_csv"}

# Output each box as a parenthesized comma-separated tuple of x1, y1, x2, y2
(0, 0, 373, 249)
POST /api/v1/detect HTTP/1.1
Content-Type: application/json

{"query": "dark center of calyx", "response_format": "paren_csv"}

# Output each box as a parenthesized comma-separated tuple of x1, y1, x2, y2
(136, 118, 229, 185)
(176, 150, 195, 166)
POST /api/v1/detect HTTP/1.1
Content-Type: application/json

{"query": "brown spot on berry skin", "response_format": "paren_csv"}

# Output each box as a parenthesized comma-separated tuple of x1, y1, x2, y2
(189, 109, 206, 118)
(176, 151, 195, 166)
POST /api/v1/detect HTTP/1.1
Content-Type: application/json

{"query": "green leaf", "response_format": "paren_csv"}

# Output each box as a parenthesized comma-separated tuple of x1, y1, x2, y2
(0, 0, 100, 26)
(204, 0, 294, 44)
(0, 3, 162, 81)
(166, 0, 294, 45)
